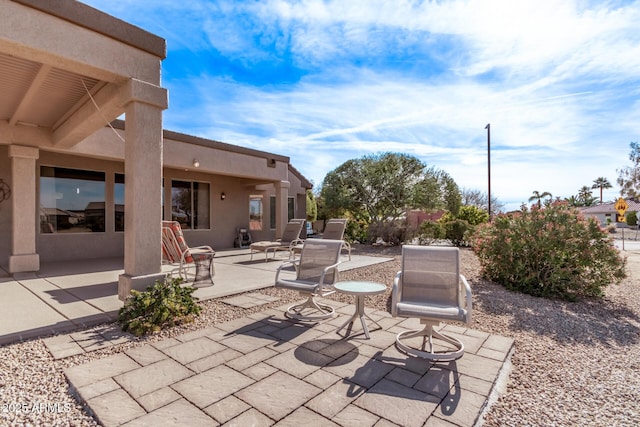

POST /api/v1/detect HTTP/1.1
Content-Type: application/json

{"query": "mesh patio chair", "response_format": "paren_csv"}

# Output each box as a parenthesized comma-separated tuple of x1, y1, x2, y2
(323, 219, 351, 260)
(274, 239, 343, 320)
(161, 220, 215, 283)
(391, 245, 472, 361)
(291, 218, 351, 260)
(249, 219, 305, 261)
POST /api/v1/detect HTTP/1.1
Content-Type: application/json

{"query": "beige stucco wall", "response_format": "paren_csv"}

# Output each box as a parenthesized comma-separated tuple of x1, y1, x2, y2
(5, 143, 308, 265)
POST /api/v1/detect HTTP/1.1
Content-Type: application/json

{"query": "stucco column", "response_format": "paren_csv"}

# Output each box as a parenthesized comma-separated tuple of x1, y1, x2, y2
(8, 145, 39, 273)
(275, 180, 290, 239)
(118, 99, 166, 300)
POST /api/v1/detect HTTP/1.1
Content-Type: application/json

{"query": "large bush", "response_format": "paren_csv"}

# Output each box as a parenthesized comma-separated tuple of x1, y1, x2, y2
(470, 203, 626, 300)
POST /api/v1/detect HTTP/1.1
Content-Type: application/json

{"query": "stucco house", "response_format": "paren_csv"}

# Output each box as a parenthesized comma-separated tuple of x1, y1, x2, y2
(0, 0, 311, 299)
(581, 198, 640, 227)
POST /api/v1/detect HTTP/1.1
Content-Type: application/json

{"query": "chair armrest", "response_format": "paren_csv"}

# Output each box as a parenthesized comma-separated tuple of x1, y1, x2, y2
(317, 261, 341, 289)
(391, 271, 402, 317)
(192, 245, 214, 252)
(181, 246, 215, 265)
(460, 274, 472, 324)
(275, 260, 299, 283)
(288, 238, 304, 248)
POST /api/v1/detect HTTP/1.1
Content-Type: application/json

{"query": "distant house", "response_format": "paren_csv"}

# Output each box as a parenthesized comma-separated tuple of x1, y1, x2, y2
(580, 198, 640, 226)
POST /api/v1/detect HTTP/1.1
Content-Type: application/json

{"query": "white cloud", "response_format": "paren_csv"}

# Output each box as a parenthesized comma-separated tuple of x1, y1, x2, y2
(81, 0, 640, 211)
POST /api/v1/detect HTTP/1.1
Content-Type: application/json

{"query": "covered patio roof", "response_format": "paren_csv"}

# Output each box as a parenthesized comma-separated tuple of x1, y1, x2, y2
(0, 0, 166, 147)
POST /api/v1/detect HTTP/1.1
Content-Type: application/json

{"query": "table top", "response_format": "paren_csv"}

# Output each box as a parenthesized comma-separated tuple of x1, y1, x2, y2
(334, 281, 387, 295)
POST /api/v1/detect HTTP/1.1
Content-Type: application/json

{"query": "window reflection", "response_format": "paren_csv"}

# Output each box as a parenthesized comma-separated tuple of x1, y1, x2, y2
(171, 180, 210, 229)
(40, 167, 105, 233)
(115, 174, 125, 232)
(250, 196, 263, 231)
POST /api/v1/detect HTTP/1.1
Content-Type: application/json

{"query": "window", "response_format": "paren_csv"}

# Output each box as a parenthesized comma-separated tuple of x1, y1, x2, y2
(40, 166, 105, 233)
(288, 197, 295, 221)
(269, 195, 296, 229)
(269, 196, 276, 229)
(250, 196, 263, 231)
(115, 174, 125, 232)
(171, 180, 210, 229)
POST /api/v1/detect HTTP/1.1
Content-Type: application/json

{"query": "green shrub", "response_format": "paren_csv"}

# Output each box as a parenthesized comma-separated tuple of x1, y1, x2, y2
(441, 219, 473, 247)
(118, 277, 201, 336)
(457, 205, 490, 225)
(627, 211, 638, 227)
(418, 220, 445, 244)
(470, 203, 626, 301)
(344, 218, 368, 243)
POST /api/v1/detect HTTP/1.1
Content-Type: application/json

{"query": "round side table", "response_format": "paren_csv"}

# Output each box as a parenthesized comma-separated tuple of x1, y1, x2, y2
(334, 281, 386, 339)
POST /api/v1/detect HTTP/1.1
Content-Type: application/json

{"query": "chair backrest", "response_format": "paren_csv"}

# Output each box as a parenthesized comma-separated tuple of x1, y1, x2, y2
(323, 219, 347, 240)
(297, 239, 343, 284)
(399, 245, 460, 307)
(161, 220, 193, 263)
(280, 220, 304, 243)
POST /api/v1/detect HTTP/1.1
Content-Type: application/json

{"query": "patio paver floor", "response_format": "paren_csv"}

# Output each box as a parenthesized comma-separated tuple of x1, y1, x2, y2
(64, 300, 514, 427)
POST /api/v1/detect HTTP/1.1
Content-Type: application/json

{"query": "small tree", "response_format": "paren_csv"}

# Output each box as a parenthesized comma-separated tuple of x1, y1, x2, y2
(320, 152, 460, 243)
(617, 142, 640, 199)
(460, 188, 504, 216)
(627, 211, 638, 227)
(305, 189, 317, 222)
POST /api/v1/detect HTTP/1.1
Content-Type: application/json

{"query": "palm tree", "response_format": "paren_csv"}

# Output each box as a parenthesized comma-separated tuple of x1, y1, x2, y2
(592, 177, 612, 204)
(565, 195, 580, 207)
(578, 186, 598, 206)
(529, 191, 553, 207)
(528, 190, 552, 207)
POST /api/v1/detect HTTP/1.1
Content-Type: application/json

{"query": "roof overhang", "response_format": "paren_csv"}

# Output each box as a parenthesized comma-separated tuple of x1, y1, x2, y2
(0, 0, 167, 149)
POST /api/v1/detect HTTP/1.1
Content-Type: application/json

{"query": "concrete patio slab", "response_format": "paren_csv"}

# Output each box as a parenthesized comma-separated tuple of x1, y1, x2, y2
(0, 250, 392, 346)
(63, 301, 514, 427)
(0, 277, 72, 341)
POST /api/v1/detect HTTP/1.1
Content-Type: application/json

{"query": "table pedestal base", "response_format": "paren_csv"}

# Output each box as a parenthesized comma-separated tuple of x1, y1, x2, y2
(336, 295, 382, 339)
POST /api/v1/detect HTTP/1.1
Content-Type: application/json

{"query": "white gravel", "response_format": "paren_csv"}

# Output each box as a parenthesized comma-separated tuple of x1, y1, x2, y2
(1, 244, 639, 426)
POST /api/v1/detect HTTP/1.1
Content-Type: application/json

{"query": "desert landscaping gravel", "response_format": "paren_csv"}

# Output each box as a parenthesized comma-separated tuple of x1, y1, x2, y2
(1, 244, 639, 426)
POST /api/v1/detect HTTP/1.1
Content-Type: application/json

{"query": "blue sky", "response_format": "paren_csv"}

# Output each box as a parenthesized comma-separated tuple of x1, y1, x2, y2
(83, 0, 640, 211)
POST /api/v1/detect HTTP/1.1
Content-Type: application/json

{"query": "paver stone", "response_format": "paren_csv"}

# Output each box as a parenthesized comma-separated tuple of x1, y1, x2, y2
(354, 378, 439, 427)
(161, 336, 226, 364)
(172, 365, 254, 408)
(87, 388, 146, 427)
(235, 371, 320, 421)
(121, 398, 215, 427)
(64, 353, 139, 388)
(115, 358, 193, 398)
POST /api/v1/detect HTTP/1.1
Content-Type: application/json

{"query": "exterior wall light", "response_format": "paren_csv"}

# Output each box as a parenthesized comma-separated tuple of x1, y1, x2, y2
(221, 192, 226, 200)
(193, 159, 200, 168)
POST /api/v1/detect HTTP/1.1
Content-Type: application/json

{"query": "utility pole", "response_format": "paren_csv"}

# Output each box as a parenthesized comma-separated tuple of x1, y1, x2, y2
(485, 123, 491, 219)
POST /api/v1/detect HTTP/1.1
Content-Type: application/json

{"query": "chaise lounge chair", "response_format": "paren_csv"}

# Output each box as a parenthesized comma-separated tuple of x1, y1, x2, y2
(249, 219, 305, 261)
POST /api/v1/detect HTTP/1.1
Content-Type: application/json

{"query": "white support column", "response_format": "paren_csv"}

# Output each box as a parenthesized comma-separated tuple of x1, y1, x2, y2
(8, 145, 39, 273)
(275, 181, 290, 239)
(117, 97, 166, 300)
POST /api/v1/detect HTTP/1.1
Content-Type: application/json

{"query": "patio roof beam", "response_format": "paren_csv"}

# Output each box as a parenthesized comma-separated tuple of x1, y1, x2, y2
(52, 78, 167, 148)
(8, 63, 51, 126)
